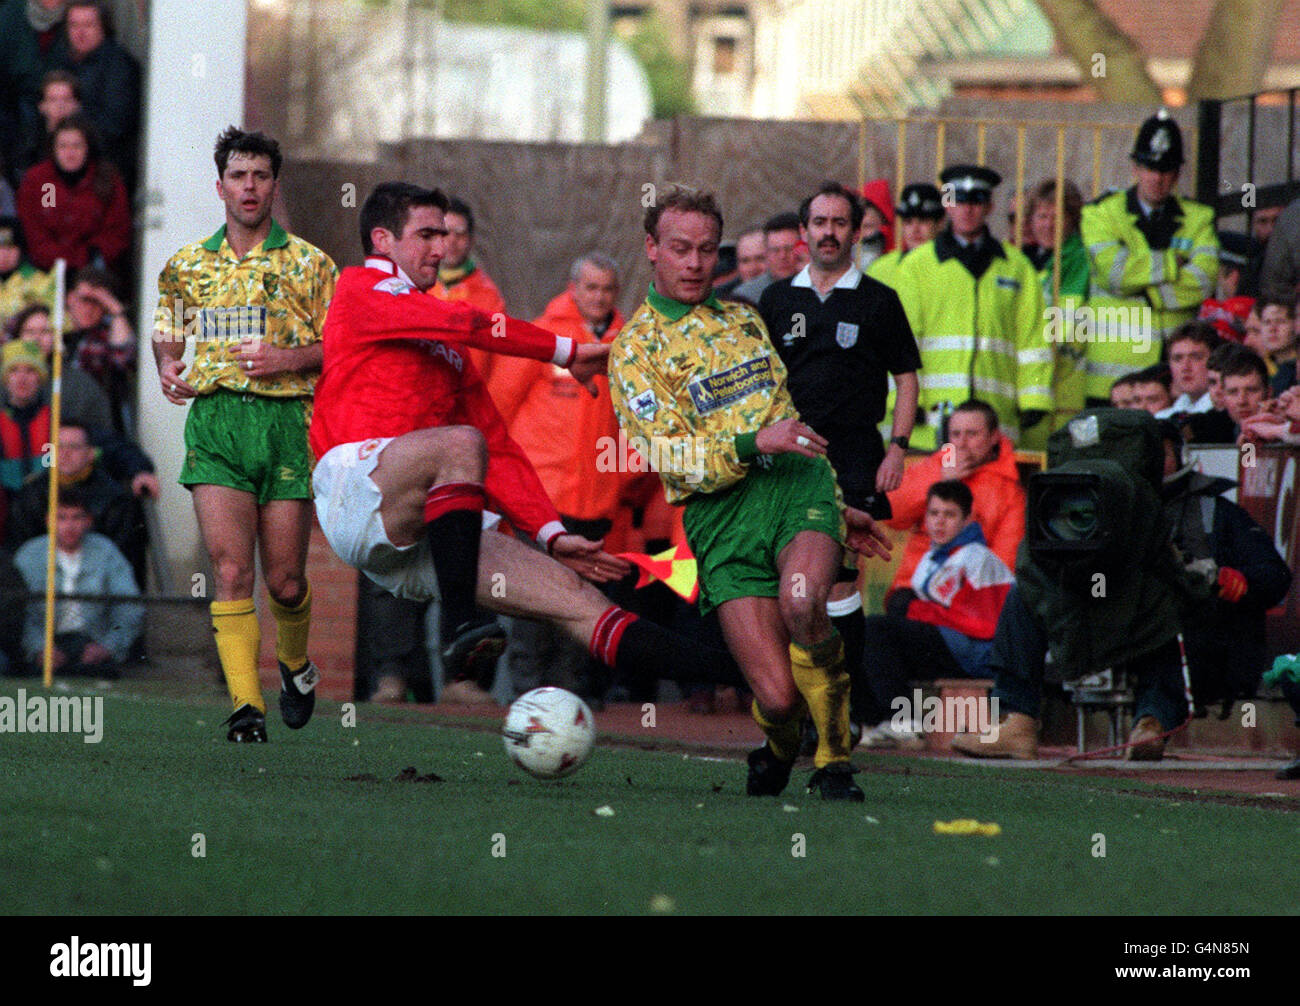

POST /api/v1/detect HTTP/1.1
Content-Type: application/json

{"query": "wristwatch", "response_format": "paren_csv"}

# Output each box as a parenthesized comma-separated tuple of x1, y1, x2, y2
(890, 435, 910, 450)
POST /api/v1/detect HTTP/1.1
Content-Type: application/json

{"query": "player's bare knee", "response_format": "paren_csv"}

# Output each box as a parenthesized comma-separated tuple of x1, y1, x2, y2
(266, 569, 306, 607)
(779, 591, 824, 640)
(438, 425, 487, 472)
(753, 682, 801, 721)
(212, 557, 253, 598)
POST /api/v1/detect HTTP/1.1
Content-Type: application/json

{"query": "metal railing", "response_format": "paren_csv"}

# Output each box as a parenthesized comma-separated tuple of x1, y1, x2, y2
(1196, 88, 1300, 220)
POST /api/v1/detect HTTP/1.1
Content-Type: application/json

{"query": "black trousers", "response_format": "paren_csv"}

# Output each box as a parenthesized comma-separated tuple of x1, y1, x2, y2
(353, 573, 434, 702)
(855, 614, 962, 725)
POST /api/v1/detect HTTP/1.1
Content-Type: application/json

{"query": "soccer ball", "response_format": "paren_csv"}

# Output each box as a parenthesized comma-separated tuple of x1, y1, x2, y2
(502, 687, 596, 780)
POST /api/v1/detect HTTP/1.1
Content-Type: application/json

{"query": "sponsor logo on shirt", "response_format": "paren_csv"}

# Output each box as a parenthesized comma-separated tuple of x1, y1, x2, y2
(687, 356, 776, 414)
(994, 276, 1021, 292)
(427, 341, 463, 372)
(199, 305, 266, 341)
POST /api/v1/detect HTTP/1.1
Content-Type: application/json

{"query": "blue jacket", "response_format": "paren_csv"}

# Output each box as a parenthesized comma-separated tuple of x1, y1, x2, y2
(15, 531, 143, 663)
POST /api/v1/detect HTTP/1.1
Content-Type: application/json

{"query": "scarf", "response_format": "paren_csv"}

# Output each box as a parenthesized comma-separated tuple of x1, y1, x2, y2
(437, 258, 477, 287)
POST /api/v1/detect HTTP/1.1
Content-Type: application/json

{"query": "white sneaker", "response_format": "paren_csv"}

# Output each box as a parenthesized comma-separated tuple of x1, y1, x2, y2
(859, 720, 926, 750)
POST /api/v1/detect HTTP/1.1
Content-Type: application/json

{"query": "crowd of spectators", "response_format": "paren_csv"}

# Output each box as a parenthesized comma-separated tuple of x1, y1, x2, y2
(419, 111, 1300, 773)
(0, 0, 148, 678)
(0, 6, 1296, 766)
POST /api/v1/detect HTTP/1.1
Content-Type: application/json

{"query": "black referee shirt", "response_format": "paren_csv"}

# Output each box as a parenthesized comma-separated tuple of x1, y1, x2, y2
(759, 265, 919, 434)
(758, 265, 920, 506)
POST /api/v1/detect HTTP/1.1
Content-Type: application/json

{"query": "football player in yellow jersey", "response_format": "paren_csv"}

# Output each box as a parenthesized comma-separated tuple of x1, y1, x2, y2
(610, 185, 891, 800)
(152, 127, 337, 742)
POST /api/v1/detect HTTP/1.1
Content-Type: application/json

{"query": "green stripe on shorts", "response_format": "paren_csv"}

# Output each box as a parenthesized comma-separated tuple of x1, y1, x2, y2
(180, 390, 313, 503)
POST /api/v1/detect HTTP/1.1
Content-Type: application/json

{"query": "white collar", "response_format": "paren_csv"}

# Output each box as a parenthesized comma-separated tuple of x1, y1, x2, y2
(1156, 390, 1214, 418)
(365, 256, 418, 288)
(790, 263, 863, 292)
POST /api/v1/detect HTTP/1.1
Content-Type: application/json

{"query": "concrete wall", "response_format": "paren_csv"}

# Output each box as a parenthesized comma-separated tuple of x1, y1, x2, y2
(133, 0, 249, 593)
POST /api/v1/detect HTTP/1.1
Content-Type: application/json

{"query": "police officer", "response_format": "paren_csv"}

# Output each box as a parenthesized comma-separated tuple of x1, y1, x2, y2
(1080, 111, 1219, 404)
(867, 183, 944, 290)
(892, 165, 1051, 449)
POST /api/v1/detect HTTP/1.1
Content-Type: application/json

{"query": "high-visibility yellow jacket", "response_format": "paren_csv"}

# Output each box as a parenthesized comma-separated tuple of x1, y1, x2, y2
(1033, 230, 1091, 448)
(1080, 188, 1218, 401)
(892, 230, 1051, 448)
(866, 247, 906, 290)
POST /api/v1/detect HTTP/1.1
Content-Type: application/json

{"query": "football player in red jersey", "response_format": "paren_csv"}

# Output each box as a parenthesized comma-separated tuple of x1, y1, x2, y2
(312, 182, 757, 702)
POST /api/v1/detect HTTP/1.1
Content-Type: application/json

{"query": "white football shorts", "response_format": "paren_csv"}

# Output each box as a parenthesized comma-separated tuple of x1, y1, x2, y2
(312, 437, 500, 601)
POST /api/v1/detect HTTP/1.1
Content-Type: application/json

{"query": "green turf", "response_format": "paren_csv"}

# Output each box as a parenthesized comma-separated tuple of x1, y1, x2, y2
(2, 683, 1298, 915)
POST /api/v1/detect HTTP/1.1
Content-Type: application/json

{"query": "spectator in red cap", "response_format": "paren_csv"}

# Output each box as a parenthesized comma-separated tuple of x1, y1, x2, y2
(856, 178, 894, 270)
(1198, 296, 1252, 344)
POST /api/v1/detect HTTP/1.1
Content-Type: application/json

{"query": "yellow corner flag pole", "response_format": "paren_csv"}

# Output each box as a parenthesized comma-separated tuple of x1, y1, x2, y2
(42, 258, 67, 689)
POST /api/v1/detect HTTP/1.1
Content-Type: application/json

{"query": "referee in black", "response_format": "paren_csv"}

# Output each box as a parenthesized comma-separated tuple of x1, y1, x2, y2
(758, 180, 920, 728)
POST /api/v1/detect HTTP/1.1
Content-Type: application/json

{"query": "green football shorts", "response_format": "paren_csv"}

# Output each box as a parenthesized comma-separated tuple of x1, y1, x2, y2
(682, 452, 844, 614)
(180, 390, 313, 502)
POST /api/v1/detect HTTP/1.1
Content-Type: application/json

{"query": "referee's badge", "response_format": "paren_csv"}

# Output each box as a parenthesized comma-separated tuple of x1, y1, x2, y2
(835, 322, 859, 349)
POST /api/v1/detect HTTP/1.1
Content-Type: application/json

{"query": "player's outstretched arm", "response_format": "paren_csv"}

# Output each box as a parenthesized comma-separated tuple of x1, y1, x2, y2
(343, 274, 571, 365)
(232, 339, 323, 379)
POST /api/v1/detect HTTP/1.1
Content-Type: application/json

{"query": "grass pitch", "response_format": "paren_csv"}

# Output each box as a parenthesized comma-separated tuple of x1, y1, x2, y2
(2, 683, 1298, 915)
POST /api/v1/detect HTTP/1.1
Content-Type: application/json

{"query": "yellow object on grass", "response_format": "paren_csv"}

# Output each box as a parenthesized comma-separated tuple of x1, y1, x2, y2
(934, 819, 1002, 836)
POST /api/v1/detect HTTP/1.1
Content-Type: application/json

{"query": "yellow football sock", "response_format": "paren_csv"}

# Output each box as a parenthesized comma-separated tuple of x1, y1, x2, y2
(751, 696, 807, 765)
(268, 584, 312, 673)
(790, 634, 852, 768)
(211, 598, 264, 713)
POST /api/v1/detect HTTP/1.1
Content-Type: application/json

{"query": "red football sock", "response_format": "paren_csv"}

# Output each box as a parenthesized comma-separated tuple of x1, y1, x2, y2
(424, 481, 486, 524)
(588, 605, 639, 667)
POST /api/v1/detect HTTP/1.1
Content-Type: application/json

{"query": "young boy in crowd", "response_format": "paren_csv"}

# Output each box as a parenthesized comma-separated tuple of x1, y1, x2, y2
(1109, 372, 1140, 409)
(1258, 297, 1298, 395)
(1182, 343, 1249, 444)
(854, 480, 1014, 747)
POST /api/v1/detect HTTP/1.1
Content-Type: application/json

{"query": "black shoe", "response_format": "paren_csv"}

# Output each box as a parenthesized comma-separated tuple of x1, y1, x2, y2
(806, 762, 864, 801)
(746, 744, 795, 797)
(442, 618, 506, 689)
(1278, 757, 1300, 781)
(279, 659, 320, 729)
(224, 704, 267, 743)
